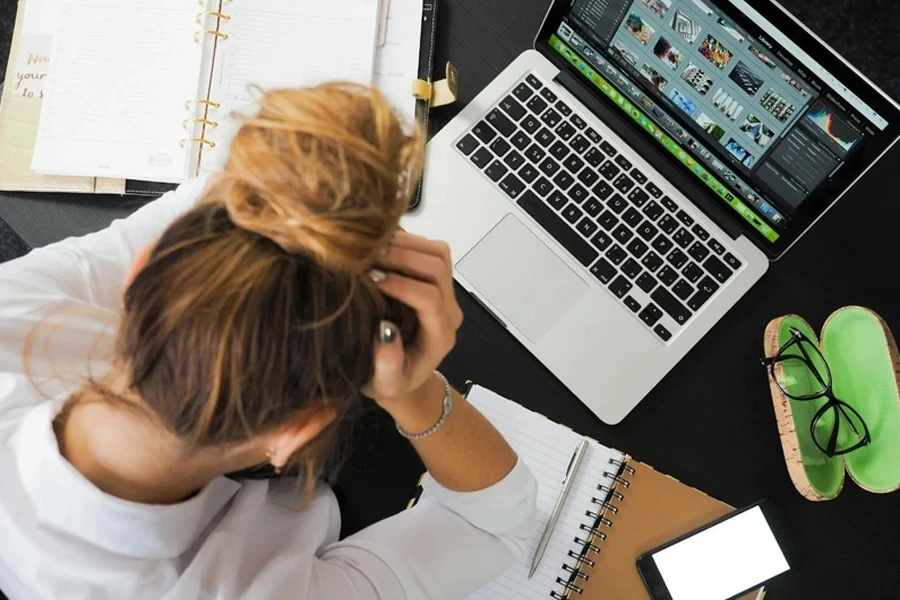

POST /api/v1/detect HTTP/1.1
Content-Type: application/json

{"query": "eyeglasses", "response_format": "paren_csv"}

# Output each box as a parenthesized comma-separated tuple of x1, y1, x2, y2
(761, 327, 871, 458)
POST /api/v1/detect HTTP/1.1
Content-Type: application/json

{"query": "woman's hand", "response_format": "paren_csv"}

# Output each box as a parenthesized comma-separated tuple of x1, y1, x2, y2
(362, 231, 463, 408)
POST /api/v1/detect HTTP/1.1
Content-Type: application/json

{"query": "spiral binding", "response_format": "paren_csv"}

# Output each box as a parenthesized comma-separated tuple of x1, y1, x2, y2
(183, 3, 232, 154)
(549, 459, 636, 599)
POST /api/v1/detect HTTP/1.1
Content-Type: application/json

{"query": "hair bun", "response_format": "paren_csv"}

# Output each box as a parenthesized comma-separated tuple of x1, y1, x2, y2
(215, 82, 424, 273)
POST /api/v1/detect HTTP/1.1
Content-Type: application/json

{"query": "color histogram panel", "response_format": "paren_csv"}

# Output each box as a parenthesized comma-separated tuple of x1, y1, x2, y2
(806, 102, 860, 154)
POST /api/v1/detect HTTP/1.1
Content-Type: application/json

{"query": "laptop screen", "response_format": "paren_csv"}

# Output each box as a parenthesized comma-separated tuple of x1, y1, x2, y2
(539, 0, 899, 252)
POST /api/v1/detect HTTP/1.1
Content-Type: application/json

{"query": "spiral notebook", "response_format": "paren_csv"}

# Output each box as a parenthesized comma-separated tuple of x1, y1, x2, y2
(412, 386, 762, 600)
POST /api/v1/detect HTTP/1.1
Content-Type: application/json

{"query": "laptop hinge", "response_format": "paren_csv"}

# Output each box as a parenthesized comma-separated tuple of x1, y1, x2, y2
(554, 70, 744, 240)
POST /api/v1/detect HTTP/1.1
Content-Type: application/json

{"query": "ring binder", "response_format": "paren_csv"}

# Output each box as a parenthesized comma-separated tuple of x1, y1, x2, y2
(180, 137, 216, 149)
(185, 99, 221, 111)
(603, 471, 631, 487)
(597, 484, 624, 501)
(194, 30, 229, 43)
(561, 564, 589, 581)
(196, 11, 231, 24)
(590, 496, 619, 514)
(182, 118, 219, 129)
(567, 550, 596, 568)
(608, 458, 636, 475)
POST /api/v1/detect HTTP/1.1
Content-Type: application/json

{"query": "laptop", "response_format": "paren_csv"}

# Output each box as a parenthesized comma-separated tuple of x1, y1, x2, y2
(403, 0, 900, 424)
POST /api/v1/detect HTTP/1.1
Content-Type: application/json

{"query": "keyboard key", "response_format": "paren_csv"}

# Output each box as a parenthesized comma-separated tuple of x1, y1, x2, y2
(613, 174, 636, 194)
(473, 121, 497, 144)
(654, 324, 672, 341)
(513, 82, 534, 102)
(692, 224, 710, 241)
(688, 241, 710, 263)
(606, 245, 627, 265)
(672, 279, 693, 301)
(622, 258, 642, 279)
(613, 224, 634, 244)
(661, 196, 678, 212)
(500, 95, 527, 121)
(540, 88, 558, 102)
(614, 155, 633, 170)
(533, 177, 553, 197)
(539, 157, 561, 177)
(563, 154, 585, 173)
(658, 266, 678, 286)
(600, 141, 617, 157)
(608, 194, 628, 214)
(586, 127, 602, 144)
(631, 169, 648, 185)
(549, 141, 570, 160)
(556, 121, 576, 141)
(609, 276, 633, 298)
(704, 255, 733, 284)
(651, 236, 674, 255)
(519, 164, 539, 183)
(624, 296, 641, 313)
(623, 207, 642, 227)
(577, 168, 600, 187)
(562, 203, 583, 224)
(499, 174, 526, 199)
(577, 217, 599, 237)
(667, 249, 688, 270)
(673, 228, 695, 249)
(536, 128, 555, 147)
(571, 133, 590, 154)
(642, 200, 664, 221)
(641, 251, 663, 272)
(683, 262, 704, 283)
(570, 184, 589, 204)
(485, 160, 508, 182)
(511, 130, 531, 149)
(526, 74, 542, 89)
(687, 276, 720, 310)
(658, 214, 678, 235)
(651, 288, 691, 325)
(585, 148, 605, 168)
(599, 161, 620, 180)
(518, 191, 598, 266)
(639, 304, 663, 326)
(598, 210, 619, 231)
(584, 198, 603, 217)
(627, 187, 649, 208)
(541, 109, 562, 127)
(590, 258, 617, 284)
(504, 150, 525, 170)
(627, 238, 649, 258)
(490, 138, 511, 157)
(471, 147, 492, 168)
(636, 272, 658, 293)
(646, 182, 663, 198)
(547, 190, 568, 210)
(556, 101, 572, 116)
(637, 221, 658, 242)
(525, 143, 546, 163)
(457, 134, 479, 155)
(487, 109, 516, 137)
(526, 95, 548, 114)
(593, 181, 614, 200)
(708, 239, 726, 255)
(675, 209, 694, 227)
(553, 170, 575, 190)
(570, 114, 587, 129)
(520, 116, 541, 135)
(724, 252, 742, 270)
(591, 230, 612, 251)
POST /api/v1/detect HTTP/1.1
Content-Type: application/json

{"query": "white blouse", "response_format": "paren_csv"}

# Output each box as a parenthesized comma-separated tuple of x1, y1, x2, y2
(0, 177, 538, 600)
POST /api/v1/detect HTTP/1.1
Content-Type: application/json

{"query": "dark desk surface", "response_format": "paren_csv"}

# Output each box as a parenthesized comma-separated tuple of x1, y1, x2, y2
(3, 1, 900, 598)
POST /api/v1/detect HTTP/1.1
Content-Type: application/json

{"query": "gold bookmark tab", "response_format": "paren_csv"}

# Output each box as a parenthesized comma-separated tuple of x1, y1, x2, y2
(412, 62, 459, 108)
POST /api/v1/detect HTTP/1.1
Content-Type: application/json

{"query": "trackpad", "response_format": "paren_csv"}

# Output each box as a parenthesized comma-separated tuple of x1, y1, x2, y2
(457, 214, 588, 343)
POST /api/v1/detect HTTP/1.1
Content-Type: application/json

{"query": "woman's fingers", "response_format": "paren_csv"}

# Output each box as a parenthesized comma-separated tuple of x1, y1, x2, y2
(375, 272, 457, 356)
(380, 246, 448, 287)
(362, 320, 410, 400)
(391, 231, 453, 274)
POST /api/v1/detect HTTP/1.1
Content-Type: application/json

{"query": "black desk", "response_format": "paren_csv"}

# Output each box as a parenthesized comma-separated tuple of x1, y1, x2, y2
(3, 1, 900, 598)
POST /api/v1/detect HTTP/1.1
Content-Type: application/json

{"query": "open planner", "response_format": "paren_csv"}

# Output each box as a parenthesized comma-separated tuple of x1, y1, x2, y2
(423, 386, 763, 600)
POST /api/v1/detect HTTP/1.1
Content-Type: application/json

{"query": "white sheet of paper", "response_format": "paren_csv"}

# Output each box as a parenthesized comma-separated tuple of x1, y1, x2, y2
(373, 0, 424, 124)
(10, 0, 63, 99)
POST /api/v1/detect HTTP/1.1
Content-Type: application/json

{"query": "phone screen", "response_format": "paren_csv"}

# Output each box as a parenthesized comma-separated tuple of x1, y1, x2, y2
(651, 506, 790, 600)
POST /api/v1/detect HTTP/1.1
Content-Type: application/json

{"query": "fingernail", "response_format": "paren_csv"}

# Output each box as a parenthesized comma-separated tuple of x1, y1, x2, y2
(379, 320, 397, 344)
(368, 269, 387, 283)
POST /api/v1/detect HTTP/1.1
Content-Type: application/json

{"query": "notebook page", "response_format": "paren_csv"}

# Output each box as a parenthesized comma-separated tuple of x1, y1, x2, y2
(32, 0, 207, 182)
(373, 0, 424, 124)
(464, 387, 625, 600)
(200, 0, 379, 171)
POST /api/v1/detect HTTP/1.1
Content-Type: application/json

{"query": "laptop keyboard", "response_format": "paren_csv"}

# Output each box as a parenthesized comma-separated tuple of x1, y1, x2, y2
(455, 73, 744, 342)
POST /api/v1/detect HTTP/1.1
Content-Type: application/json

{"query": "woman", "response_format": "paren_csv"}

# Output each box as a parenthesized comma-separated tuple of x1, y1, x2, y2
(0, 84, 537, 599)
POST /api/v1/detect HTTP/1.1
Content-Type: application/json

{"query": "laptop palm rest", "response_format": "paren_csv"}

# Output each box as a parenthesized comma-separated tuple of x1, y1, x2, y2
(457, 214, 588, 343)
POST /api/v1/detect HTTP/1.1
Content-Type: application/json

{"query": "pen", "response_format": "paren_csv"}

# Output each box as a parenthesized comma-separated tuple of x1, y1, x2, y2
(528, 437, 590, 579)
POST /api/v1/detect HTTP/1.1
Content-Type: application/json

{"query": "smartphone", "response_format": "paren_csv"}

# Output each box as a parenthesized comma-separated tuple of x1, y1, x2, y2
(637, 501, 795, 600)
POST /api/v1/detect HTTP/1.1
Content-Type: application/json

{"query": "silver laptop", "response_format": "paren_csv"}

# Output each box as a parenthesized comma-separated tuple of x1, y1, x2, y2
(403, 0, 900, 423)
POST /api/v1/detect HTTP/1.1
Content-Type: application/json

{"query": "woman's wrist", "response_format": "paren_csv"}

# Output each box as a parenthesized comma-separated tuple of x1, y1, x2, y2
(379, 373, 449, 435)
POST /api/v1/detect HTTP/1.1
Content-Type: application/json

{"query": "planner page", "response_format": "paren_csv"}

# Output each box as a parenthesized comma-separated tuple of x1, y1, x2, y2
(199, 0, 380, 171)
(373, 0, 425, 124)
(461, 386, 625, 600)
(32, 0, 209, 182)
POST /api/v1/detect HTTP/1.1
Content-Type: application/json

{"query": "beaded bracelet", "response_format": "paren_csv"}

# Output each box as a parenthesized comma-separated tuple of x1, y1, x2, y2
(395, 371, 453, 440)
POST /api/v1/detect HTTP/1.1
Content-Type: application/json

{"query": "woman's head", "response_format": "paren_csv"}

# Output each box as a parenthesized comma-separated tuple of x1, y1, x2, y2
(108, 83, 423, 487)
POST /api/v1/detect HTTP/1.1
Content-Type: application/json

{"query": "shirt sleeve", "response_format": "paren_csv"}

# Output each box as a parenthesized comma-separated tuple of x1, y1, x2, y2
(0, 176, 209, 379)
(307, 457, 538, 599)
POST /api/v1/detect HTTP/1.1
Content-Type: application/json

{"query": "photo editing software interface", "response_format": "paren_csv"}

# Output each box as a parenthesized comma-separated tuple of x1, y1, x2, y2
(551, 0, 890, 243)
